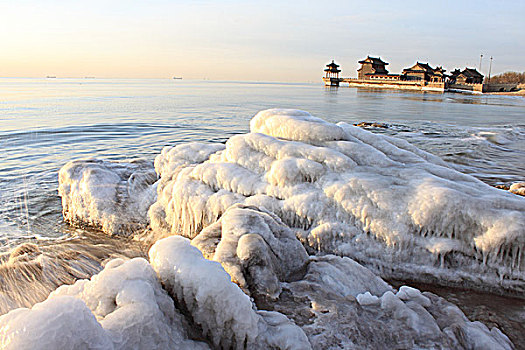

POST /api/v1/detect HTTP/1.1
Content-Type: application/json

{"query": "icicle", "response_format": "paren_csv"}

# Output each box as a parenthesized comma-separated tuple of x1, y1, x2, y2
(518, 246, 522, 272)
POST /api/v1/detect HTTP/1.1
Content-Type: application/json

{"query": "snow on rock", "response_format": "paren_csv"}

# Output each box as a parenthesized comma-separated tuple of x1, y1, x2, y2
(149, 108, 525, 293)
(250, 108, 347, 143)
(509, 182, 525, 196)
(51, 257, 203, 349)
(149, 236, 311, 350)
(1, 223, 513, 349)
(59, 159, 157, 235)
(266, 253, 449, 349)
(191, 204, 309, 299)
(0, 257, 208, 350)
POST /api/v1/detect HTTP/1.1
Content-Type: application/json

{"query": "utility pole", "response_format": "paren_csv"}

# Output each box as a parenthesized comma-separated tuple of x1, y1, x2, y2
(488, 56, 493, 83)
(479, 54, 483, 72)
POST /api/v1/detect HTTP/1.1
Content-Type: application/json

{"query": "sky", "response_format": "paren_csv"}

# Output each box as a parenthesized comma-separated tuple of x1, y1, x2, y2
(1, 0, 524, 82)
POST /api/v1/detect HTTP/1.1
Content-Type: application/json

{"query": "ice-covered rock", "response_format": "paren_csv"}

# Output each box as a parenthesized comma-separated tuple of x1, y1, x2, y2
(303, 255, 392, 298)
(0, 257, 208, 350)
(149, 236, 311, 350)
(250, 108, 347, 142)
(509, 182, 525, 196)
(149, 108, 525, 294)
(264, 254, 512, 349)
(59, 158, 157, 235)
(192, 204, 309, 299)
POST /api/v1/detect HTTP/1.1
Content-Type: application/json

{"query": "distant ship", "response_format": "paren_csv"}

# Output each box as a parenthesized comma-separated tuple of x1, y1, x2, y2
(46, 76, 56, 78)
(172, 77, 183, 80)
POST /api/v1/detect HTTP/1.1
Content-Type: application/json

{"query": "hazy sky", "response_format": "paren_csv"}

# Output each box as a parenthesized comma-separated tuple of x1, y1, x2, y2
(1, 0, 523, 81)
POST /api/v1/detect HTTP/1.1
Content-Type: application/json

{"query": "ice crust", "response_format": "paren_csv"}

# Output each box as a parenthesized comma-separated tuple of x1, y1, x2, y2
(149, 235, 311, 350)
(149, 108, 525, 293)
(191, 203, 309, 298)
(271, 255, 512, 349)
(59, 158, 157, 235)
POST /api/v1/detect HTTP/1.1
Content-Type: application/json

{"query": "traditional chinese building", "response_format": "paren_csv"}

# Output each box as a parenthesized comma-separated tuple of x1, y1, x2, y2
(449, 69, 461, 82)
(449, 68, 484, 84)
(402, 62, 446, 83)
(433, 67, 447, 83)
(324, 60, 341, 79)
(357, 56, 394, 79)
(322, 55, 509, 93)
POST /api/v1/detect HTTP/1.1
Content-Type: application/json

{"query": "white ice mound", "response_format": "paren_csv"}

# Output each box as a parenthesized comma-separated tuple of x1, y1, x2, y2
(250, 108, 346, 142)
(59, 159, 157, 235)
(0, 296, 113, 350)
(0, 257, 206, 350)
(149, 236, 311, 350)
(148, 142, 227, 235)
(149, 108, 525, 293)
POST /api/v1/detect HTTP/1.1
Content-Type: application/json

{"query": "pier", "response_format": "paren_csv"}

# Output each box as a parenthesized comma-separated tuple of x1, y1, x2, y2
(323, 77, 445, 92)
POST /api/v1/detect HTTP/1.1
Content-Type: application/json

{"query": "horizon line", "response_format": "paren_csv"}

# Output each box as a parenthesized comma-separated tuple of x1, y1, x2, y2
(0, 76, 320, 84)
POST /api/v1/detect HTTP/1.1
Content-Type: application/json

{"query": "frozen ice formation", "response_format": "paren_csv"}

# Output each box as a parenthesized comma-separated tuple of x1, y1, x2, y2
(191, 204, 309, 299)
(149, 108, 525, 294)
(0, 257, 208, 350)
(0, 296, 114, 350)
(59, 158, 157, 235)
(149, 142, 227, 236)
(354, 287, 512, 349)
(266, 255, 512, 349)
(149, 236, 311, 350)
(1, 236, 312, 350)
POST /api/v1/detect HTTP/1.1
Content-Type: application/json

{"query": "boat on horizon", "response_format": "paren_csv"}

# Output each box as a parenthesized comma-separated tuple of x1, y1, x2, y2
(172, 77, 182, 80)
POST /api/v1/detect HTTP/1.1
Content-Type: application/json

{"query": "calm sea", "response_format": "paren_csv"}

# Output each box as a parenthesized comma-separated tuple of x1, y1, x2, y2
(1, 78, 524, 248)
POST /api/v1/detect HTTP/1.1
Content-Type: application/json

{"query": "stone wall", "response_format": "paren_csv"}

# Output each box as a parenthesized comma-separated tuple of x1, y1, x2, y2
(344, 79, 445, 92)
(483, 83, 520, 92)
(447, 83, 483, 92)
